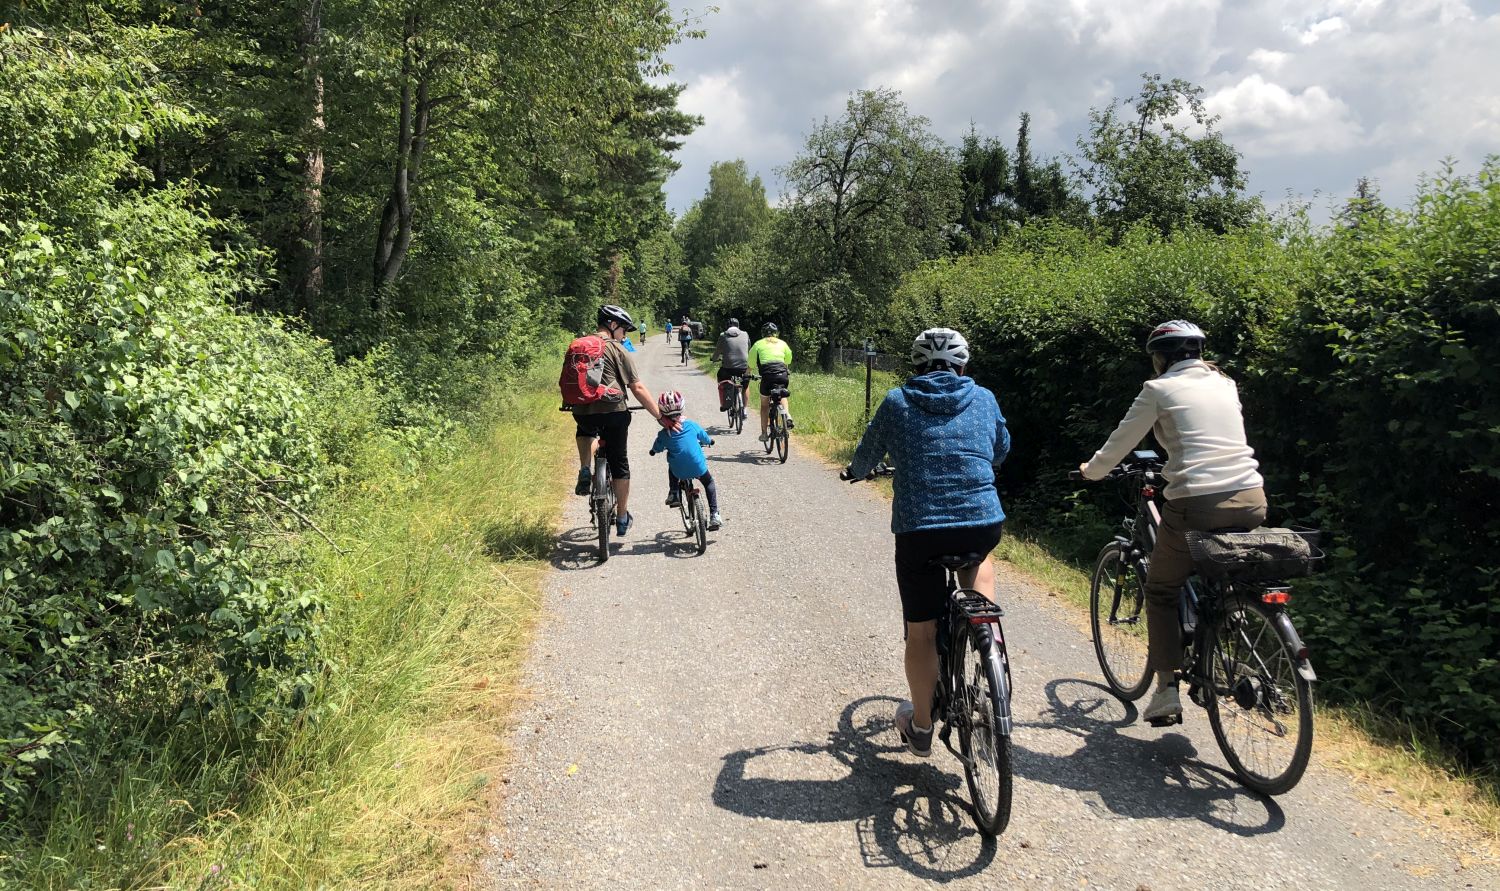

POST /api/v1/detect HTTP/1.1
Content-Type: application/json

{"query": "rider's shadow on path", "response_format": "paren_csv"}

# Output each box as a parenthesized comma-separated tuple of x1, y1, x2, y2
(713, 695, 997, 882)
(1013, 678, 1285, 836)
(551, 524, 611, 570)
(706, 448, 780, 466)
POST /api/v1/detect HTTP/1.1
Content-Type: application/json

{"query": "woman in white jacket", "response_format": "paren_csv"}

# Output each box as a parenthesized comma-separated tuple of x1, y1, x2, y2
(1079, 320, 1267, 724)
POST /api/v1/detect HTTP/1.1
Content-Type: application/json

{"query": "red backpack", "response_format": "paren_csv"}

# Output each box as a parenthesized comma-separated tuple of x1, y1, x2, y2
(559, 335, 623, 406)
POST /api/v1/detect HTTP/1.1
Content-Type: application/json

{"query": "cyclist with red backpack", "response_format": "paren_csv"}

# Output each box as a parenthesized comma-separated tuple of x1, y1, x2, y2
(562, 305, 674, 538)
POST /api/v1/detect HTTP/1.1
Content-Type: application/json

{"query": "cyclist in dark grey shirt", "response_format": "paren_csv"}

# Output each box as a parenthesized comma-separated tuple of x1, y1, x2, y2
(712, 318, 752, 415)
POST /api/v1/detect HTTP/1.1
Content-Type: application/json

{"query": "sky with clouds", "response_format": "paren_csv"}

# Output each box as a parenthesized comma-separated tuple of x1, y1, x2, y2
(661, 0, 1500, 221)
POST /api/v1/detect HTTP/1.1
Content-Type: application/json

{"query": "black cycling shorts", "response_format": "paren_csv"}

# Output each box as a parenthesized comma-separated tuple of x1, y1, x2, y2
(574, 410, 632, 480)
(894, 522, 1004, 623)
(758, 362, 790, 396)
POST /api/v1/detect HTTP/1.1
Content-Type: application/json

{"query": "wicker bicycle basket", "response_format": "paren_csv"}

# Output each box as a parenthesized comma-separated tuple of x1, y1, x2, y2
(1185, 527, 1323, 582)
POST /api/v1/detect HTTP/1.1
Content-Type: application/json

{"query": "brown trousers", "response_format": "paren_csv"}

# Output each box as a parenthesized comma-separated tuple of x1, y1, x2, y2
(1145, 487, 1267, 674)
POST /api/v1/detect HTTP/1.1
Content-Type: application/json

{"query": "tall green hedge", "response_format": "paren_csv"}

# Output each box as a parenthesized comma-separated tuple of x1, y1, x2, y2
(890, 164, 1500, 766)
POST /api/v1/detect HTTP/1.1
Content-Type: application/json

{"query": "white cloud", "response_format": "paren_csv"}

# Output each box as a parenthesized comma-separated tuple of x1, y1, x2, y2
(1206, 75, 1361, 153)
(1296, 15, 1347, 44)
(662, 1, 1500, 218)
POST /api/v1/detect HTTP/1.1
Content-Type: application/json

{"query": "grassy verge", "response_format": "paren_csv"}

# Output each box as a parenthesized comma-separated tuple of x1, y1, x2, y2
(7, 362, 572, 889)
(790, 365, 1500, 855)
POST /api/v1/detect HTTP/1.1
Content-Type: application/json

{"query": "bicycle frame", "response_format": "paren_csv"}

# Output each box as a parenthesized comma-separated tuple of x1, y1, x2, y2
(936, 567, 1014, 742)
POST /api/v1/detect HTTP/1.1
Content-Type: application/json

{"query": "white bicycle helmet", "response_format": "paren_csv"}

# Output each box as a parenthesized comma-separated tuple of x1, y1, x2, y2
(911, 327, 971, 370)
(1145, 319, 1206, 354)
(657, 390, 685, 415)
(598, 304, 634, 330)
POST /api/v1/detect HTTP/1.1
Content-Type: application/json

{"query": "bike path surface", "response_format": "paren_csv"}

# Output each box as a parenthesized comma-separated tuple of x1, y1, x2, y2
(485, 335, 1494, 890)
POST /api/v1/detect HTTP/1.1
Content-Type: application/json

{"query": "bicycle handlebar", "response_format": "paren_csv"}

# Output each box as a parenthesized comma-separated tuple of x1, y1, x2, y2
(841, 462, 894, 482)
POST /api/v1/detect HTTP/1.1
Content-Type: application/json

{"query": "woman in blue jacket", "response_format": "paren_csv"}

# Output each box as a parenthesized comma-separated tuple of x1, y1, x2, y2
(844, 327, 1010, 758)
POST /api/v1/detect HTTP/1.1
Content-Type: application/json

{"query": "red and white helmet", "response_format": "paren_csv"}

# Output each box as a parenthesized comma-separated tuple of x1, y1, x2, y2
(657, 390, 685, 415)
(1145, 320, 1206, 354)
(911, 327, 970, 370)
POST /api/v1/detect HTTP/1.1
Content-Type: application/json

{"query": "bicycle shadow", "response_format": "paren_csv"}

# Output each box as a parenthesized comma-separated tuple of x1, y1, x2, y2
(623, 528, 704, 559)
(550, 524, 609, 570)
(706, 448, 781, 466)
(1013, 678, 1285, 836)
(713, 696, 996, 881)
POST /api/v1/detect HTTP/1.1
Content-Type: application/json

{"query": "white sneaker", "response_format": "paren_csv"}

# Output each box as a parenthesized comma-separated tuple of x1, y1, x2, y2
(1142, 686, 1183, 724)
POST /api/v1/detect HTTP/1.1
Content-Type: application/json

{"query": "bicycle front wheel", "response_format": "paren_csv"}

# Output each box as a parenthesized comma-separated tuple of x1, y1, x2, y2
(692, 492, 708, 554)
(1206, 597, 1314, 795)
(955, 623, 1013, 837)
(1090, 543, 1151, 700)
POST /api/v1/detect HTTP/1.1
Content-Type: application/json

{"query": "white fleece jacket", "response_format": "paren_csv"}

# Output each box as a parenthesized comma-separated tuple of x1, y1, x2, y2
(1083, 360, 1263, 500)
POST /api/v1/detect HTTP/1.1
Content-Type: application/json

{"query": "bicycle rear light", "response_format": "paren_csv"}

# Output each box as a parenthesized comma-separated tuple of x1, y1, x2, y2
(1142, 485, 1156, 498)
(1262, 588, 1291, 605)
(1296, 646, 1310, 661)
(967, 615, 1000, 625)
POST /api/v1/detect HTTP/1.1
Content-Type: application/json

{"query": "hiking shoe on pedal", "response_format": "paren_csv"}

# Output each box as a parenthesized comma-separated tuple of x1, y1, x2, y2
(785, 416, 795, 430)
(758, 432, 770, 444)
(575, 467, 592, 496)
(893, 700, 934, 758)
(708, 511, 723, 531)
(615, 511, 633, 537)
(1142, 685, 1183, 724)
(665, 490, 681, 509)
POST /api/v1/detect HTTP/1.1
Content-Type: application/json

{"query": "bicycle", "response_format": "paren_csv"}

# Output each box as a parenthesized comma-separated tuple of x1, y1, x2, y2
(564, 404, 645, 564)
(674, 473, 709, 555)
(763, 384, 790, 464)
(1073, 450, 1319, 795)
(844, 464, 1014, 837)
(680, 338, 692, 365)
(723, 373, 752, 435)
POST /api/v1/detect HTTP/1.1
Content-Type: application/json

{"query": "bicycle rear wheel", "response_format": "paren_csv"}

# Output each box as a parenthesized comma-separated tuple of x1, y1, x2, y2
(954, 622, 1013, 837)
(593, 457, 611, 563)
(1090, 542, 1151, 700)
(678, 487, 694, 535)
(692, 491, 708, 554)
(731, 392, 744, 435)
(764, 413, 777, 454)
(1206, 597, 1314, 795)
(775, 408, 789, 463)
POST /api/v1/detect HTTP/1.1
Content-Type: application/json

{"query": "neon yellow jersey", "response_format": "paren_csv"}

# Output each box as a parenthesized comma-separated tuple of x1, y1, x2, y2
(749, 337, 793, 369)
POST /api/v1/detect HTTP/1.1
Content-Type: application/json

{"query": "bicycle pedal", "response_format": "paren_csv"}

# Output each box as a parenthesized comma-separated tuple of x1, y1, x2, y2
(1146, 713, 1184, 728)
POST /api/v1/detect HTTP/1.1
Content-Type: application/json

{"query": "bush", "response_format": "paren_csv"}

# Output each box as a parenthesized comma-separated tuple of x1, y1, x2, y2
(0, 26, 329, 810)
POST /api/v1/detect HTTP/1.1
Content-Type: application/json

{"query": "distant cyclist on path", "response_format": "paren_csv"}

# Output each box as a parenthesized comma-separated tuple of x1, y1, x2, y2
(678, 315, 694, 364)
(843, 327, 1010, 757)
(749, 322, 794, 444)
(711, 317, 752, 418)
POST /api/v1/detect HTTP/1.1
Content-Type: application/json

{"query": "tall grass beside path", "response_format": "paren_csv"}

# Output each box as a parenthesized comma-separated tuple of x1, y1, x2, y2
(788, 364, 1500, 858)
(5, 364, 574, 889)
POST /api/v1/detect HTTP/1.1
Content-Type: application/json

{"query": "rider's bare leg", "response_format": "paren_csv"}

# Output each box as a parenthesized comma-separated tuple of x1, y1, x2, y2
(575, 436, 598, 471)
(905, 619, 940, 729)
(613, 477, 631, 515)
(956, 557, 996, 603)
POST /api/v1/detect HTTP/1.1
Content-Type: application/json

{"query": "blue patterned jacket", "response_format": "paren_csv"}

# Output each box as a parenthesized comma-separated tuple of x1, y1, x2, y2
(848, 371, 1010, 534)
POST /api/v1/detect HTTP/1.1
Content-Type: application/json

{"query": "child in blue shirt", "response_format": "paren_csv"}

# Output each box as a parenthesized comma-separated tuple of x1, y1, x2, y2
(649, 390, 722, 530)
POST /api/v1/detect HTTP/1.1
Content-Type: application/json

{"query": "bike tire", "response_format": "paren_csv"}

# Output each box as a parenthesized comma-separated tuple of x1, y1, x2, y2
(1205, 596, 1314, 795)
(764, 414, 777, 454)
(775, 409, 789, 463)
(693, 492, 708, 554)
(678, 488, 694, 535)
(594, 457, 611, 563)
(731, 394, 743, 435)
(1090, 542, 1152, 701)
(955, 622, 1013, 837)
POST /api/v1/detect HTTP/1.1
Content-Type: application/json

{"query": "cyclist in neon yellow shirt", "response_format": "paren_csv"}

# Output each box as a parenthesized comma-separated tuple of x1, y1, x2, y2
(749, 322, 794, 443)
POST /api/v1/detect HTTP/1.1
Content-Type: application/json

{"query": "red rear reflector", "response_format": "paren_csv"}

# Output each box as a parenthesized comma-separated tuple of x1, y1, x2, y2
(1142, 486, 1156, 498)
(1296, 647, 1310, 661)
(1262, 590, 1291, 605)
(968, 616, 1000, 625)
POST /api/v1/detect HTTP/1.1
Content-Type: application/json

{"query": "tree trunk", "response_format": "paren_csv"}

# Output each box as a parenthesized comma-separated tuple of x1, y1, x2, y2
(821, 306, 836, 372)
(372, 12, 429, 306)
(294, 0, 325, 317)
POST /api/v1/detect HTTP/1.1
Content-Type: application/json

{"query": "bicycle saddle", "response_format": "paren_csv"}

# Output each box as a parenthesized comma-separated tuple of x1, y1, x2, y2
(931, 552, 987, 570)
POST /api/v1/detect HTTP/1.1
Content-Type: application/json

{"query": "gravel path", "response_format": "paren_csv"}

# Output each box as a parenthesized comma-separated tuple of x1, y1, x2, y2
(484, 335, 1495, 890)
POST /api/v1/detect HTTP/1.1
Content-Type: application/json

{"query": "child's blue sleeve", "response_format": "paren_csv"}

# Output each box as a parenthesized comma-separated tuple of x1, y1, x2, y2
(695, 422, 711, 446)
(651, 429, 669, 454)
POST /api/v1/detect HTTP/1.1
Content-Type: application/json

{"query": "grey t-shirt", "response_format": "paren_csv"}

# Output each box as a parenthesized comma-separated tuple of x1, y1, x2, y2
(714, 328, 750, 370)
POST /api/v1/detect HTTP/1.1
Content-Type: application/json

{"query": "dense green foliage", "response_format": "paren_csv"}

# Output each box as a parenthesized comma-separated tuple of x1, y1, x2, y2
(673, 159, 772, 309)
(1, 0, 691, 839)
(889, 164, 1500, 765)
